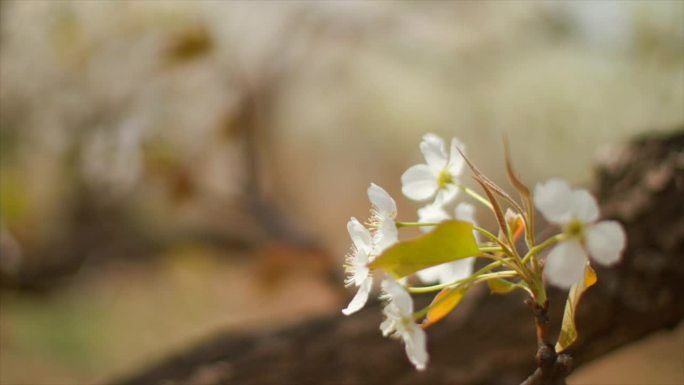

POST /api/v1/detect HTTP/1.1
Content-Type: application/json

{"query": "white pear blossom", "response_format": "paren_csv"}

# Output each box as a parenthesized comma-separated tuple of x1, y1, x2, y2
(342, 217, 374, 315)
(380, 279, 428, 370)
(534, 178, 626, 289)
(342, 184, 399, 315)
(367, 183, 399, 252)
(401, 133, 466, 205)
(416, 202, 477, 284)
(417, 199, 451, 232)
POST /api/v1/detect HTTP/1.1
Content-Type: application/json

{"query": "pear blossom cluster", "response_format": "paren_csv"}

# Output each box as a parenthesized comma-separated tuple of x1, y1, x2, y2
(342, 133, 627, 371)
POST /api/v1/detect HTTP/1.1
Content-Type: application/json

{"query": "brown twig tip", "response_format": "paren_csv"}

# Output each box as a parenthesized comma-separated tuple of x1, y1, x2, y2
(520, 298, 572, 385)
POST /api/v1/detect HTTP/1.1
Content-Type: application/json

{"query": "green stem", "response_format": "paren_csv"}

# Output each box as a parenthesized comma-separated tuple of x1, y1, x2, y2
(474, 225, 532, 283)
(479, 246, 503, 253)
(407, 261, 514, 294)
(396, 221, 438, 228)
(473, 225, 504, 247)
(457, 183, 494, 210)
(411, 270, 519, 319)
(521, 233, 568, 266)
(473, 226, 517, 262)
(531, 276, 548, 306)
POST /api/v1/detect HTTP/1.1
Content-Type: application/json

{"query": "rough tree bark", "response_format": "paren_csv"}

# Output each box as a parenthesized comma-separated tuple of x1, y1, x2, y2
(111, 130, 684, 385)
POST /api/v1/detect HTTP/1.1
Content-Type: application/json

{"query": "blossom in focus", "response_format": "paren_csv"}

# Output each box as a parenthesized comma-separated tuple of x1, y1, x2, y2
(342, 184, 399, 315)
(534, 178, 626, 289)
(368, 183, 399, 252)
(401, 133, 466, 205)
(416, 202, 477, 284)
(342, 217, 374, 315)
(380, 279, 429, 370)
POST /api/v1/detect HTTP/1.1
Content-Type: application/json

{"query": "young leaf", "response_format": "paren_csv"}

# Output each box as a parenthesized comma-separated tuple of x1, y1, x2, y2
(555, 264, 598, 352)
(369, 220, 479, 278)
(504, 138, 535, 247)
(487, 278, 517, 295)
(475, 176, 512, 247)
(457, 147, 525, 216)
(502, 209, 525, 243)
(456, 147, 522, 248)
(422, 285, 469, 328)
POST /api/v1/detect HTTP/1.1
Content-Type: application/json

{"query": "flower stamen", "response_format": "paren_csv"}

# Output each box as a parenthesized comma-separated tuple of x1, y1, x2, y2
(437, 169, 453, 189)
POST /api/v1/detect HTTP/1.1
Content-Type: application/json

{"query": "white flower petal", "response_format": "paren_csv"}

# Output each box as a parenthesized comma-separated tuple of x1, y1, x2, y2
(585, 220, 626, 266)
(443, 258, 475, 282)
(375, 217, 398, 253)
(455, 202, 479, 242)
(347, 217, 372, 253)
(454, 202, 476, 223)
(415, 265, 442, 283)
(381, 279, 413, 314)
(569, 189, 600, 223)
(544, 240, 587, 289)
(379, 280, 429, 370)
(417, 258, 474, 284)
(435, 184, 459, 205)
(342, 277, 373, 316)
(368, 183, 397, 216)
(534, 178, 574, 224)
(404, 325, 428, 371)
(447, 137, 466, 177)
(417, 202, 451, 233)
(401, 164, 439, 201)
(351, 256, 369, 286)
(420, 133, 447, 171)
(379, 312, 396, 337)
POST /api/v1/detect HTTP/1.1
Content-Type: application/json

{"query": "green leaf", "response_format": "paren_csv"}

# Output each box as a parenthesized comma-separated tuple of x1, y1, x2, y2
(369, 220, 479, 278)
(422, 286, 469, 328)
(555, 265, 598, 352)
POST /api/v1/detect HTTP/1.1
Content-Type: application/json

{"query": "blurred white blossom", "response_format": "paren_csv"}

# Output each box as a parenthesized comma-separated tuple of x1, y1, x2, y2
(401, 133, 465, 205)
(535, 178, 626, 288)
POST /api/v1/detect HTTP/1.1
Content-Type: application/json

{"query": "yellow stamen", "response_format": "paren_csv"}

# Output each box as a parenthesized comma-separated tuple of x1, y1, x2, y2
(437, 170, 453, 189)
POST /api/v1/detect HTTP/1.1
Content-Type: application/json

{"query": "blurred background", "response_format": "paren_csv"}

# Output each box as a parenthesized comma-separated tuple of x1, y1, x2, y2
(0, 1, 682, 384)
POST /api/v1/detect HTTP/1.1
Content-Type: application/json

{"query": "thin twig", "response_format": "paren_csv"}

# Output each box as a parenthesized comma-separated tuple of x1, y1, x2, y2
(520, 299, 572, 385)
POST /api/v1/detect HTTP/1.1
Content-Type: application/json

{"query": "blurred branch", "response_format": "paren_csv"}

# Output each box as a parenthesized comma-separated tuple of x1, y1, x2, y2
(0, 10, 344, 290)
(111, 130, 684, 385)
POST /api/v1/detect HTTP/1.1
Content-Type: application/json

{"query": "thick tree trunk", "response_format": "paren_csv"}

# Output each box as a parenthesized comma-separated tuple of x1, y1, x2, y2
(111, 130, 684, 385)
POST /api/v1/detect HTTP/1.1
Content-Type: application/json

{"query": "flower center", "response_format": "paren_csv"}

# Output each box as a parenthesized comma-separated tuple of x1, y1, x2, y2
(437, 169, 453, 189)
(565, 220, 585, 238)
(401, 316, 413, 329)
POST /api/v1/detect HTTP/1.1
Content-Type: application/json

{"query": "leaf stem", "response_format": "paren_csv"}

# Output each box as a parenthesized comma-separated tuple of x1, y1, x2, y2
(521, 233, 568, 266)
(396, 221, 438, 228)
(407, 263, 516, 294)
(411, 270, 519, 320)
(479, 246, 503, 253)
(473, 225, 530, 279)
